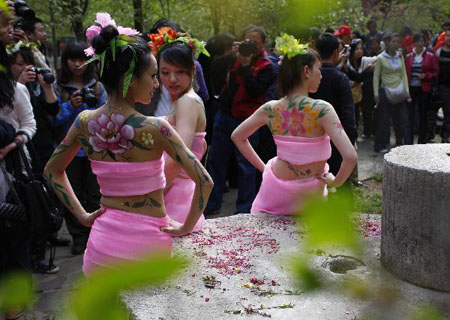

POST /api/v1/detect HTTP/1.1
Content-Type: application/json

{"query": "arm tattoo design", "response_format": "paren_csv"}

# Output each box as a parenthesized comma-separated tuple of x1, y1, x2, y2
(48, 172, 73, 211)
(145, 118, 211, 210)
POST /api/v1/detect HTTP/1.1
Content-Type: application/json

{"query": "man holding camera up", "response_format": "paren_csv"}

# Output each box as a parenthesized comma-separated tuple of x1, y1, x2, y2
(206, 25, 274, 215)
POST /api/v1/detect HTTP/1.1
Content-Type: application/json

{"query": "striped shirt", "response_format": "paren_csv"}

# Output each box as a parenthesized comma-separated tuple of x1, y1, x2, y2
(410, 50, 423, 87)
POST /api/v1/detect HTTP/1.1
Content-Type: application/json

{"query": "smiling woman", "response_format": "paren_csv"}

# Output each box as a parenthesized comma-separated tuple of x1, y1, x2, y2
(44, 13, 213, 277)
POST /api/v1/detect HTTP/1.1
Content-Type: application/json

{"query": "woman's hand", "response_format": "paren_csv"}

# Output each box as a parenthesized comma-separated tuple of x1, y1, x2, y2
(79, 207, 105, 227)
(70, 90, 83, 108)
(319, 172, 337, 187)
(161, 218, 190, 237)
(37, 74, 51, 90)
(0, 142, 15, 160)
(18, 65, 36, 84)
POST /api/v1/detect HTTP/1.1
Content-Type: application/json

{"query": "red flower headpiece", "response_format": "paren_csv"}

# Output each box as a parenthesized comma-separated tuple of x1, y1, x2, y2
(147, 27, 178, 56)
(147, 27, 209, 59)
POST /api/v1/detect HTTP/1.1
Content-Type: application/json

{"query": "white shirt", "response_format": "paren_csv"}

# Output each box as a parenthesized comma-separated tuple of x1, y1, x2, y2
(154, 85, 171, 117)
(0, 83, 36, 143)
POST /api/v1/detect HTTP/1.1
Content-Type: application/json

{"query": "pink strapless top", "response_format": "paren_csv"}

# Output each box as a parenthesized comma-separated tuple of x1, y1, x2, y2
(90, 158, 166, 197)
(163, 131, 207, 179)
(274, 134, 331, 165)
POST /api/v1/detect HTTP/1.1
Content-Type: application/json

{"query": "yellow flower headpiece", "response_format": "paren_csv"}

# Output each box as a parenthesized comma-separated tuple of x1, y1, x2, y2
(275, 33, 309, 60)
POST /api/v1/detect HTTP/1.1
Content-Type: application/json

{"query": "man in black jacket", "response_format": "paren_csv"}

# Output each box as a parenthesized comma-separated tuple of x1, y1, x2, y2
(310, 33, 357, 177)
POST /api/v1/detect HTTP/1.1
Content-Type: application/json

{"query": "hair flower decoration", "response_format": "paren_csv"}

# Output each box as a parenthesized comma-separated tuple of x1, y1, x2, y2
(6, 40, 39, 55)
(83, 12, 140, 98)
(84, 12, 139, 57)
(275, 33, 309, 60)
(147, 27, 209, 59)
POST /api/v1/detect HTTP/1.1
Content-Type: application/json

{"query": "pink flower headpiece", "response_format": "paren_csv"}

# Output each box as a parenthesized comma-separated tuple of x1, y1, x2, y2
(84, 12, 139, 57)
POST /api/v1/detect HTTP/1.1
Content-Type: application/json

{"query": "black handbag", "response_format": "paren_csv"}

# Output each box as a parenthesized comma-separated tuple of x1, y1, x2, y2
(0, 160, 27, 223)
(12, 143, 61, 236)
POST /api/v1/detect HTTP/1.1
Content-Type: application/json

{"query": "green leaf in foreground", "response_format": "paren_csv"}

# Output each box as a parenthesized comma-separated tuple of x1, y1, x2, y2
(299, 191, 362, 255)
(0, 272, 34, 312)
(65, 254, 188, 320)
(292, 259, 322, 292)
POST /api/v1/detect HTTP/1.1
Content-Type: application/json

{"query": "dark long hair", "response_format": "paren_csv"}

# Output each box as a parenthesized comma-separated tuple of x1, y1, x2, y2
(0, 43, 16, 110)
(58, 41, 96, 85)
(91, 25, 152, 95)
(277, 48, 320, 96)
(8, 46, 35, 66)
(349, 38, 363, 70)
(157, 41, 195, 76)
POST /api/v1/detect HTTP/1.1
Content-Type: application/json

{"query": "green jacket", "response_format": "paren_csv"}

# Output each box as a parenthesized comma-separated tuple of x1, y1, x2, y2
(373, 51, 410, 98)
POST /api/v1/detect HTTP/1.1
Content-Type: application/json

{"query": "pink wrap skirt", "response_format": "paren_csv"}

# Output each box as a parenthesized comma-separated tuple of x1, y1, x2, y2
(82, 207, 173, 277)
(251, 158, 328, 216)
(164, 177, 205, 232)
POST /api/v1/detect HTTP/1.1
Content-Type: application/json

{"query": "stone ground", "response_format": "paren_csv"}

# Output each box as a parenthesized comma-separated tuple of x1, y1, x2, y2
(12, 134, 448, 320)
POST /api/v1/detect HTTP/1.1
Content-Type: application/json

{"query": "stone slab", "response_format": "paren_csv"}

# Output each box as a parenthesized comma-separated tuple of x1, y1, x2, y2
(123, 214, 450, 319)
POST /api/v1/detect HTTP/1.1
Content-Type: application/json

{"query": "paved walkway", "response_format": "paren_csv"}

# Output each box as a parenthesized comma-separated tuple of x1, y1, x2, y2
(26, 137, 385, 319)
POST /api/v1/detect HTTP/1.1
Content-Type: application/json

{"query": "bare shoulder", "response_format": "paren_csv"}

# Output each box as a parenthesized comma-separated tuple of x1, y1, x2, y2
(261, 99, 284, 113)
(176, 92, 204, 114)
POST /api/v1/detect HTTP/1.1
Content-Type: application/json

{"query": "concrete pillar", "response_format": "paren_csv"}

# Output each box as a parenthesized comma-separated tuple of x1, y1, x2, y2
(382, 145, 450, 292)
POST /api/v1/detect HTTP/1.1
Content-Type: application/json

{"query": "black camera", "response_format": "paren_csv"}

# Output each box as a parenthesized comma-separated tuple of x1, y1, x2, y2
(78, 87, 97, 107)
(30, 67, 55, 84)
(239, 39, 257, 57)
(14, 0, 35, 20)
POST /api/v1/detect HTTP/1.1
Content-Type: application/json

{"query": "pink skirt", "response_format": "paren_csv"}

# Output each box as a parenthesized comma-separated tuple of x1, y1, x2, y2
(164, 177, 205, 232)
(251, 158, 328, 216)
(82, 207, 173, 277)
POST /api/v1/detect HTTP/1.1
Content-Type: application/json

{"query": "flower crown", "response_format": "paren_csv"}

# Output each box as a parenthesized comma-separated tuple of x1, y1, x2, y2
(6, 40, 40, 55)
(275, 33, 309, 61)
(147, 27, 209, 59)
(83, 12, 140, 98)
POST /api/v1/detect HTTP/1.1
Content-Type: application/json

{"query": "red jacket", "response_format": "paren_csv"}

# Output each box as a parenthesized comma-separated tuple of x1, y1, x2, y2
(229, 51, 273, 119)
(405, 50, 438, 92)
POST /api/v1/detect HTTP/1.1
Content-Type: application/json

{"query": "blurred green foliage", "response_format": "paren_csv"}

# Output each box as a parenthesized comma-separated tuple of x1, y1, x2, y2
(0, 0, 9, 16)
(64, 254, 188, 320)
(292, 191, 362, 291)
(0, 254, 186, 319)
(0, 272, 34, 313)
(23, 0, 450, 44)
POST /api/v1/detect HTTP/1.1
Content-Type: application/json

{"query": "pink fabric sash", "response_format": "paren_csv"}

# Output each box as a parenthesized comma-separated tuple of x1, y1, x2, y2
(82, 207, 172, 277)
(90, 158, 166, 197)
(251, 158, 328, 215)
(274, 134, 331, 165)
(164, 177, 205, 232)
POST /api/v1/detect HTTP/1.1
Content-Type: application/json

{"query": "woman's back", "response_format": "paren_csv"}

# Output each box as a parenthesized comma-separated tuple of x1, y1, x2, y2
(61, 106, 174, 217)
(263, 95, 332, 181)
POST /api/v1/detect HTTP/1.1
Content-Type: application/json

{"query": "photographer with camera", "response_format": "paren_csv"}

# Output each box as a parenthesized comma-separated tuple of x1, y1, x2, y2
(206, 25, 274, 215)
(51, 41, 106, 255)
(7, 42, 61, 274)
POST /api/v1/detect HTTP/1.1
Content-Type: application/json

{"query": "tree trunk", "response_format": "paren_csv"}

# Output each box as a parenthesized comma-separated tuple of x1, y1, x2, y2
(73, 18, 84, 41)
(49, 0, 58, 71)
(133, 0, 143, 32)
(209, 3, 221, 35)
(381, 145, 450, 292)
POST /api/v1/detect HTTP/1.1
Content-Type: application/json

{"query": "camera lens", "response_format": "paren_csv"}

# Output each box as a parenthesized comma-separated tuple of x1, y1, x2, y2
(239, 40, 257, 57)
(81, 87, 97, 107)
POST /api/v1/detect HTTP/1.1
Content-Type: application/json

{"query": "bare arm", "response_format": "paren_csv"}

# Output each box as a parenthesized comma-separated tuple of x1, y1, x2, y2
(231, 106, 267, 172)
(318, 104, 357, 188)
(44, 111, 104, 226)
(155, 119, 213, 236)
(163, 97, 198, 187)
